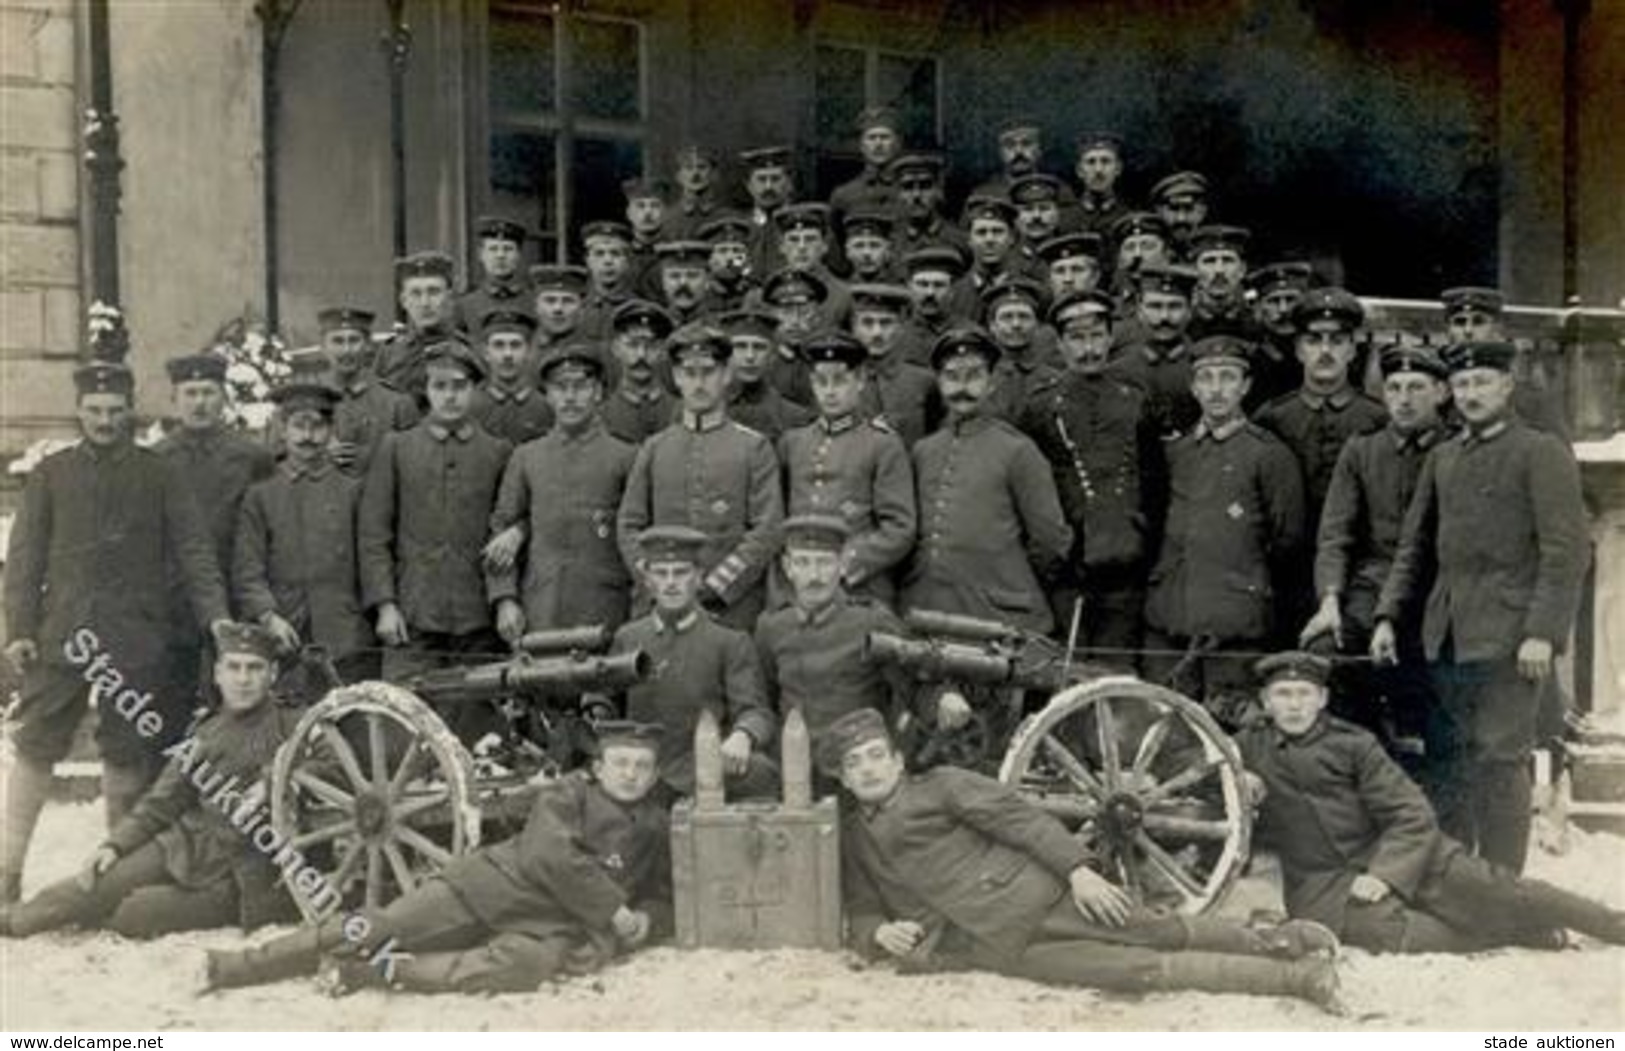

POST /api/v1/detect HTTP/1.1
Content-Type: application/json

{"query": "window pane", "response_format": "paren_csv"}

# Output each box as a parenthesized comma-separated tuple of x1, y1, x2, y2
(570, 17, 641, 121)
(814, 44, 867, 149)
(877, 53, 938, 147)
(490, 130, 557, 247)
(570, 137, 643, 240)
(490, 7, 555, 116)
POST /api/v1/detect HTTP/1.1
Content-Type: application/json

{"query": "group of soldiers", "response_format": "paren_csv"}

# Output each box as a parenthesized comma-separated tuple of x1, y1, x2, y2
(1, 108, 1612, 1007)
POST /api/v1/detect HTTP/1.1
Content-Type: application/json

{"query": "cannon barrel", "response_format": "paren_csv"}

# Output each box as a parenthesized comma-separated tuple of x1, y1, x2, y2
(903, 609, 1023, 644)
(514, 624, 613, 655)
(865, 632, 1018, 685)
(402, 649, 652, 703)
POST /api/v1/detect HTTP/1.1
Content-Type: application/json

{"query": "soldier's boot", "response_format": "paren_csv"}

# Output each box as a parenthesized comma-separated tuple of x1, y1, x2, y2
(1513, 877, 1625, 946)
(0, 878, 101, 938)
(1155, 952, 1345, 1014)
(1, 758, 54, 903)
(1180, 916, 1340, 960)
(202, 922, 344, 991)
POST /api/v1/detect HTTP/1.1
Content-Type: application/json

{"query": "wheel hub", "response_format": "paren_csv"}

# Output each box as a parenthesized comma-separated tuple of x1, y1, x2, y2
(354, 792, 391, 841)
(1100, 791, 1145, 841)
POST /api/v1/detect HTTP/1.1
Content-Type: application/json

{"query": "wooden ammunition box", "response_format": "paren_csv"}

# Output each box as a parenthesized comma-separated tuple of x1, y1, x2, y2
(670, 795, 843, 950)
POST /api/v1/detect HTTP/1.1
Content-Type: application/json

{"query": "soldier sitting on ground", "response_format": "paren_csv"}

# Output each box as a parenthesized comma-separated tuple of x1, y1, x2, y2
(203, 720, 674, 996)
(822, 708, 1345, 1012)
(1236, 651, 1625, 954)
(1, 623, 301, 939)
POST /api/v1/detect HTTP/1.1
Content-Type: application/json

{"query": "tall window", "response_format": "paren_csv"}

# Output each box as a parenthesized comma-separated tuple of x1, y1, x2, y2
(813, 43, 940, 195)
(487, 3, 646, 262)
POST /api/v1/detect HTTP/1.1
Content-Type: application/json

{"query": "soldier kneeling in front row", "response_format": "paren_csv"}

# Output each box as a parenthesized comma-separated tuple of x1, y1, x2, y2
(822, 708, 1346, 1012)
(204, 720, 673, 995)
(1237, 651, 1625, 954)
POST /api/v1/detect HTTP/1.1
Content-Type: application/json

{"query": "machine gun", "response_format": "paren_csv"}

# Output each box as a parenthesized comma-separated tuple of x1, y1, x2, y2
(864, 610, 1082, 771)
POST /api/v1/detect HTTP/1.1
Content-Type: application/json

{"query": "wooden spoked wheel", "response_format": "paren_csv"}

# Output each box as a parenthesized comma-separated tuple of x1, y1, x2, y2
(998, 676, 1252, 915)
(270, 682, 481, 922)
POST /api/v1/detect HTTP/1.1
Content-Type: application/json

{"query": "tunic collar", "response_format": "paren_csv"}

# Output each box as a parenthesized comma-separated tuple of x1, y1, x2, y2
(794, 594, 848, 627)
(1299, 385, 1355, 411)
(1271, 713, 1331, 748)
(652, 608, 701, 635)
(282, 457, 333, 481)
(555, 416, 604, 444)
(948, 412, 992, 437)
(820, 413, 857, 435)
(618, 383, 664, 407)
(1194, 415, 1247, 443)
(483, 277, 526, 299)
(1462, 418, 1510, 445)
(1389, 423, 1441, 452)
(484, 381, 535, 404)
(426, 420, 475, 443)
(1142, 342, 1188, 365)
(683, 407, 728, 433)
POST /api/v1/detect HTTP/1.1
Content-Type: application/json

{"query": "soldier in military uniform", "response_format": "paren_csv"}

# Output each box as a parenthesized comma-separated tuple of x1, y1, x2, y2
(755, 517, 924, 765)
(778, 334, 917, 607)
(601, 299, 678, 446)
(1105, 212, 1172, 322)
(666, 143, 723, 240)
(903, 327, 1073, 636)
(888, 153, 968, 261)
(1186, 224, 1255, 340)
(1009, 174, 1070, 269)
(1107, 263, 1201, 440)
(722, 308, 814, 441)
(757, 267, 831, 353)
(1373, 340, 1588, 873)
(959, 195, 1036, 309)
(616, 325, 785, 632)
(204, 719, 674, 995)
(740, 145, 796, 277)
(317, 306, 420, 477)
(971, 118, 1076, 212)
(1243, 262, 1314, 409)
(842, 210, 900, 284)
(1, 623, 300, 939)
(1148, 170, 1210, 261)
(652, 240, 714, 327)
(576, 220, 638, 341)
(486, 343, 637, 642)
(2, 363, 231, 903)
(772, 202, 853, 327)
(1144, 336, 1306, 722)
(982, 276, 1060, 424)
(234, 381, 377, 685)
(1256, 287, 1388, 641)
(849, 283, 939, 449)
(374, 250, 460, 400)
(470, 309, 554, 445)
(155, 353, 276, 707)
(1070, 133, 1131, 237)
(528, 264, 589, 354)
(823, 708, 1343, 1011)
(1020, 291, 1164, 668)
(1302, 345, 1449, 749)
(829, 106, 903, 227)
(359, 338, 514, 744)
(1440, 285, 1568, 438)
(1237, 652, 1625, 953)
(622, 176, 671, 300)
(454, 216, 532, 334)
(895, 246, 967, 368)
(597, 527, 778, 798)
(1035, 231, 1104, 302)
(699, 214, 759, 314)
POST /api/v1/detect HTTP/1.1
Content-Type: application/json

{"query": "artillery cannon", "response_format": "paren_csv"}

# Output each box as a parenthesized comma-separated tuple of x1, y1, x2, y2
(269, 628, 651, 921)
(868, 609, 1253, 916)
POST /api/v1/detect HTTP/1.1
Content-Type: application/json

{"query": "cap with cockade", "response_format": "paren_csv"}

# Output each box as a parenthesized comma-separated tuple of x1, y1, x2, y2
(317, 306, 376, 334)
(760, 268, 830, 308)
(782, 513, 852, 552)
(479, 309, 538, 339)
(270, 380, 341, 417)
(1149, 170, 1209, 205)
(1254, 650, 1332, 688)
(1109, 211, 1169, 244)
(816, 707, 893, 774)
(666, 322, 733, 365)
(1442, 340, 1517, 375)
(1292, 287, 1364, 331)
(849, 283, 913, 315)
(638, 524, 709, 563)
(1441, 286, 1504, 318)
(591, 719, 666, 755)
(166, 354, 228, 385)
(929, 325, 1001, 371)
(610, 299, 677, 339)
(1036, 232, 1102, 264)
(395, 250, 456, 284)
(698, 214, 753, 246)
(1189, 225, 1251, 258)
(528, 265, 589, 296)
(422, 337, 487, 381)
(1378, 344, 1448, 381)
(213, 621, 282, 663)
(1189, 334, 1254, 372)
(1244, 263, 1314, 297)
(1049, 290, 1115, 329)
(537, 341, 606, 382)
(474, 216, 529, 244)
(798, 332, 867, 370)
(73, 361, 134, 396)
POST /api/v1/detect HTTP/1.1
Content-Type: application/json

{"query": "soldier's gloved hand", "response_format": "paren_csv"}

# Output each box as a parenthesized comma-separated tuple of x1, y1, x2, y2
(1369, 620, 1399, 666)
(611, 905, 650, 946)
(77, 844, 119, 892)
(4, 638, 38, 672)
(1349, 874, 1391, 903)
(261, 613, 302, 655)
(375, 603, 410, 647)
(1242, 771, 1268, 809)
(1300, 595, 1343, 649)
(936, 690, 973, 732)
(482, 526, 524, 573)
(1069, 865, 1133, 927)
(874, 920, 926, 958)
(720, 730, 753, 776)
(494, 599, 527, 646)
(1517, 637, 1554, 682)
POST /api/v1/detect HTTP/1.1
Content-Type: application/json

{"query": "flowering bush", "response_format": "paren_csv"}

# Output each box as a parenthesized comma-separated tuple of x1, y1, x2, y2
(205, 317, 295, 432)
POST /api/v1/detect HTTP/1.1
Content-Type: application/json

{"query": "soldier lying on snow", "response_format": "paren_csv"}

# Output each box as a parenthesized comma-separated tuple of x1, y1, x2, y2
(203, 719, 673, 996)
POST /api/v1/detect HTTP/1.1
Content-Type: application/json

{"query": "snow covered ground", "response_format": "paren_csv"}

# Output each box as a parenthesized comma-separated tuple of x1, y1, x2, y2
(2, 800, 1621, 1032)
